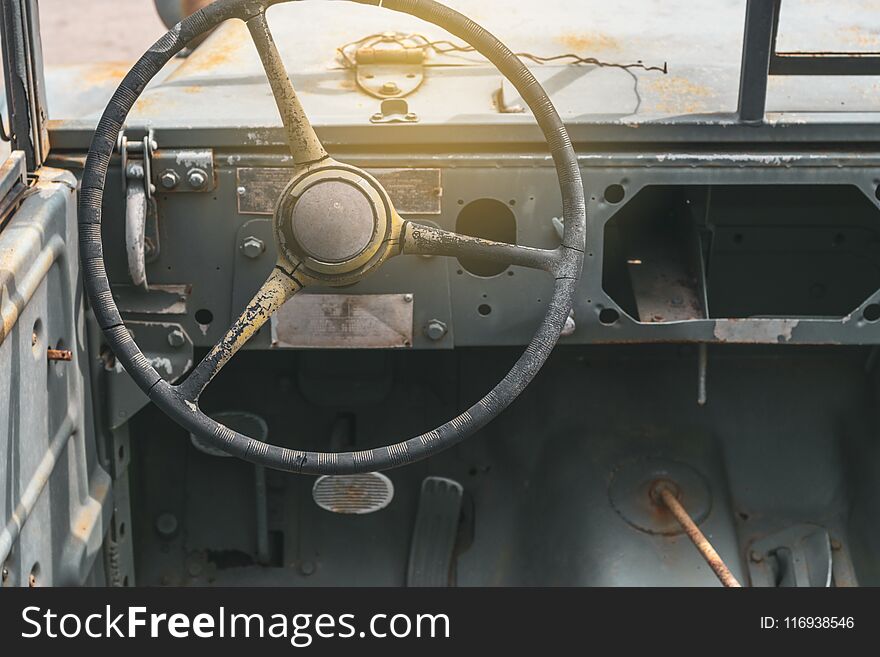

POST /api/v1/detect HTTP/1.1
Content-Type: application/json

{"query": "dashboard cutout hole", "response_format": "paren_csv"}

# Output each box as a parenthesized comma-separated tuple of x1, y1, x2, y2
(603, 185, 880, 322)
(864, 304, 880, 322)
(604, 184, 626, 204)
(31, 318, 42, 354)
(456, 198, 517, 277)
(478, 304, 492, 316)
(599, 308, 620, 325)
(195, 309, 214, 325)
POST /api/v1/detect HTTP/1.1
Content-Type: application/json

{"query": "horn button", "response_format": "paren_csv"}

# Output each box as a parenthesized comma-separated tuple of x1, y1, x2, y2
(291, 180, 377, 263)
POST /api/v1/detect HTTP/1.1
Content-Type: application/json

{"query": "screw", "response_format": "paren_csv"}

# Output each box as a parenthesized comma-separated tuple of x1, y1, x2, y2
(405, 112, 418, 121)
(381, 81, 400, 95)
(187, 168, 208, 190)
(299, 560, 316, 576)
(159, 169, 179, 189)
(403, 293, 413, 303)
(1, 567, 8, 582)
(167, 329, 186, 348)
(749, 549, 764, 563)
(241, 236, 266, 259)
(371, 112, 384, 122)
(425, 319, 448, 341)
(155, 513, 179, 539)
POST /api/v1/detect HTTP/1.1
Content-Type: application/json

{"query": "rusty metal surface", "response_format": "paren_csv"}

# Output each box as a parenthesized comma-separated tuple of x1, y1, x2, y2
(237, 166, 442, 215)
(0, 167, 111, 585)
(271, 293, 414, 349)
(656, 484, 742, 588)
(43, 0, 880, 145)
(609, 458, 712, 536)
(312, 473, 395, 514)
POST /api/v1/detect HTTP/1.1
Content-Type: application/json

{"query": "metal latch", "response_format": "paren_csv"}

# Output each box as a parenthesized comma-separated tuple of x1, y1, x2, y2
(117, 130, 159, 290)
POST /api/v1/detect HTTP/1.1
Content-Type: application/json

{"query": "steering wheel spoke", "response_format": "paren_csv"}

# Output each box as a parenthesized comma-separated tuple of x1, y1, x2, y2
(178, 262, 305, 401)
(246, 8, 328, 166)
(401, 221, 563, 274)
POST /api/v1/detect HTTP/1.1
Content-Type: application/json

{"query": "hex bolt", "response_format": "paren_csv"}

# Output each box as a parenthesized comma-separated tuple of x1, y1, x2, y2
(187, 168, 208, 190)
(155, 513, 179, 539)
(241, 236, 266, 259)
(381, 81, 400, 95)
(167, 329, 186, 348)
(425, 319, 448, 341)
(159, 169, 179, 189)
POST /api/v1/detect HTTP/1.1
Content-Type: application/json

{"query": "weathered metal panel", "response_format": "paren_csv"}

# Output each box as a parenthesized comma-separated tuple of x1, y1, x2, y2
(236, 167, 442, 215)
(0, 165, 110, 586)
(271, 293, 414, 349)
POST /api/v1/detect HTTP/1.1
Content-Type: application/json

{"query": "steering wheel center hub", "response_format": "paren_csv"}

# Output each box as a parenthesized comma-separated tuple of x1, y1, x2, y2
(277, 166, 391, 277)
(290, 180, 376, 263)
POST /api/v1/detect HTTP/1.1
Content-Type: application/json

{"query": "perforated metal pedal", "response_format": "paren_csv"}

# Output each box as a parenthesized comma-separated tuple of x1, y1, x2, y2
(312, 473, 395, 515)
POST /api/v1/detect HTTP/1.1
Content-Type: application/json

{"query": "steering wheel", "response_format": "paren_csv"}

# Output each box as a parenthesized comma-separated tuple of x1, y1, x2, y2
(80, 0, 585, 475)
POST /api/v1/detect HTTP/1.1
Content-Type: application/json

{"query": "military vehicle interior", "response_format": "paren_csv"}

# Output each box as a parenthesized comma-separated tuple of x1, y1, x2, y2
(2, 0, 880, 587)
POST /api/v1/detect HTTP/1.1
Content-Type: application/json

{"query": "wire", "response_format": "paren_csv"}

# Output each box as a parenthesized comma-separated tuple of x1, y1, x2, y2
(337, 32, 668, 75)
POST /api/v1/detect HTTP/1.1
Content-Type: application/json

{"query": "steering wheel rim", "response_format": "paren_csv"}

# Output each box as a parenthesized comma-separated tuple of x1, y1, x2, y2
(79, 0, 586, 475)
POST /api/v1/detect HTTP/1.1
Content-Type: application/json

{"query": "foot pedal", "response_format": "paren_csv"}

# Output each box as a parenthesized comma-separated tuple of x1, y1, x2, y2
(407, 477, 464, 587)
(312, 473, 394, 515)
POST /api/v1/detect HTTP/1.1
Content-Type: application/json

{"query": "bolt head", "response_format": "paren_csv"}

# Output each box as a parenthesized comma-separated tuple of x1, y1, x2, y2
(159, 170, 179, 189)
(425, 319, 448, 341)
(167, 329, 186, 348)
(241, 236, 266, 259)
(187, 168, 208, 189)
(155, 513, 179, 539)
(381, 81, 400, 94)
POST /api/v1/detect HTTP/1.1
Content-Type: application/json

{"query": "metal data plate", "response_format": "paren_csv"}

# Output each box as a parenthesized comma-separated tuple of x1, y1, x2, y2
(271, 293, 414, 349)
(237, 168, 442, 215)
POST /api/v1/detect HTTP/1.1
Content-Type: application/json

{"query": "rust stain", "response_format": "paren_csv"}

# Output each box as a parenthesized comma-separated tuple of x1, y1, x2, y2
(556, 32, 620, 52)
(166, 20, 251, 80)
(841, 26, 880, 49)
(642, 75, 714, 114)
(81, 61, 131, 87)
(132, 94, 162, 114)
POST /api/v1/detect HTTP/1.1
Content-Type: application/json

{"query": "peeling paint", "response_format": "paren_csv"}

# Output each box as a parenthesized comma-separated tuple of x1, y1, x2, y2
(713, 319, 799, 344)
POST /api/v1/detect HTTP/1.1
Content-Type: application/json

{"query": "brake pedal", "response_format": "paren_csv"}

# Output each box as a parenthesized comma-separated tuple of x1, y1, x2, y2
(407, 477, 464, 587)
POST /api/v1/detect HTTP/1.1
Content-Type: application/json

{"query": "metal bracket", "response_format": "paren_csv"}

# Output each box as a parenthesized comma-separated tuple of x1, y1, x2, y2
(117, 129, 159, 290)
(152, 148, 216, 193)
(747, 524, 834, 587)
(354, 33, 426, 99)
(370, 98, 418, 124)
